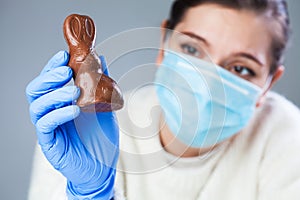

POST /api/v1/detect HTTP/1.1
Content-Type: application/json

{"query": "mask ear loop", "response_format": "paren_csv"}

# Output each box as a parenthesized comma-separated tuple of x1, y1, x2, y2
(261, 75, 273, 94)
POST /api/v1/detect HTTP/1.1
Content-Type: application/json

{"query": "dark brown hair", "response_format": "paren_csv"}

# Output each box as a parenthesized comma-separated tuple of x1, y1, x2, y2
(166, 0, 291, 74)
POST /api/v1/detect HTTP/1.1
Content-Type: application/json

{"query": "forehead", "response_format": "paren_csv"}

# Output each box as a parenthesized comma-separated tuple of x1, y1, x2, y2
(174, 3, 272, 60)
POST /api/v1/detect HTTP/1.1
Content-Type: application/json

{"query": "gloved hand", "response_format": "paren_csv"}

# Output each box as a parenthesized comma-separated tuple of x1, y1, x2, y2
(26, 51, 119, 199)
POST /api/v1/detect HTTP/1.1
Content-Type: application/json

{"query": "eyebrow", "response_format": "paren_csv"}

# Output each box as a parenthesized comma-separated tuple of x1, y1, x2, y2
(233, 52, 264, 66)
(180, 31, 211, 47)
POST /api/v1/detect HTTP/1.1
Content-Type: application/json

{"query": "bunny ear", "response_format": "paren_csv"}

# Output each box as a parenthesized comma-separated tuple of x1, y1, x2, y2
(70, 17, 81, 41)
(84, 16, 95, 42)
(63, 14, 96, 48)
(63, 14, 81, 46)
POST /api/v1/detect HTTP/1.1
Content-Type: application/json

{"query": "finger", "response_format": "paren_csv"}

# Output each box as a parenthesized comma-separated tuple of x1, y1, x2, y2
(30, 86, 80, 124)
(99, 55, 110, 76)
(36, 105, 80, 145)
(41, 51, 69, 75)
(26, 66, 73, 103)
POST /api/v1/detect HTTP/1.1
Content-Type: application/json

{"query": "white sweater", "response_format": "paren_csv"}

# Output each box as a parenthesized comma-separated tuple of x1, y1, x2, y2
(28, 86, 300, 200)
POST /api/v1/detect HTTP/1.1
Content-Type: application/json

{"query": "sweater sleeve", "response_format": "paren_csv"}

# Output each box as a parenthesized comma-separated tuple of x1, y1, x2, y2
(28, 144, 67, 200)
(258, 95, 300, 200)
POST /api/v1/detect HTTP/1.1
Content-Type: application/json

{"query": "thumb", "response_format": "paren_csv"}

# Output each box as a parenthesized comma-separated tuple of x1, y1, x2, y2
(99, 55, 110, 76)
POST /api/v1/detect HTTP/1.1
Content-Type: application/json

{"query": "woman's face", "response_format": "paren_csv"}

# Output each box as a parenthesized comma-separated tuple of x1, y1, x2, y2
(163, 3, 279, 88)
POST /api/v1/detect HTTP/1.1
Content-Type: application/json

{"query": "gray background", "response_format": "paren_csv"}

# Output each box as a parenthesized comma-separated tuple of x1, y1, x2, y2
(0, 0, 299, 199)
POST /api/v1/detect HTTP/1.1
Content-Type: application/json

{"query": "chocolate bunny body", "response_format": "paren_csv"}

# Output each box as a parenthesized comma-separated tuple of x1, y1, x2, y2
(63, 14, 123, 112)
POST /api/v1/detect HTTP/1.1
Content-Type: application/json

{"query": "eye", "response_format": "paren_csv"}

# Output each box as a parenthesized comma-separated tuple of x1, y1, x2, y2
(231, 65, 256, 77)
(180, 44, 201, 57)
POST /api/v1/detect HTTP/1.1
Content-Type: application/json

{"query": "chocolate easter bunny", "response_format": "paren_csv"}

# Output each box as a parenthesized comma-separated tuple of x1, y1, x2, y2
(63, 14, 123, 112)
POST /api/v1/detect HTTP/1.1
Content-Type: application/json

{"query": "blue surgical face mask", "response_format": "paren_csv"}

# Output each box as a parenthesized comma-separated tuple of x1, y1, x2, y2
(155, 51, 263, 148)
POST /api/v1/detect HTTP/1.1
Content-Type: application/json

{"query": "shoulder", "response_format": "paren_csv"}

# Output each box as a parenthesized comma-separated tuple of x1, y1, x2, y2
(231, 91, 300, 164)
(254, 91, 300, 163)
(261, 91, 300, 131)
(256, 92, 300, 197)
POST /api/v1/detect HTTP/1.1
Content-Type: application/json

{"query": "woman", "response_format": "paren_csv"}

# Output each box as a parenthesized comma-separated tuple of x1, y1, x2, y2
(26, 0, 300, 199)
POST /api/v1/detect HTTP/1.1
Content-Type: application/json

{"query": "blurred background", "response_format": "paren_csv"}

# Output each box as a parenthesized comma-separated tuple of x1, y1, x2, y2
(0, 0, 299, 199)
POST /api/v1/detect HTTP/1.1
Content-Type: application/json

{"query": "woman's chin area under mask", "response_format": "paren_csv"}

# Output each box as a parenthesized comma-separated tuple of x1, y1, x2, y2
(159, 116, 236, 158)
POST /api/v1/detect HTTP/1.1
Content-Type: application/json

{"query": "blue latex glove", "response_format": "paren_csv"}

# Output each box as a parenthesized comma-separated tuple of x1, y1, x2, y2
(26, 51, 119, 199)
